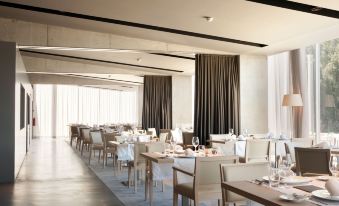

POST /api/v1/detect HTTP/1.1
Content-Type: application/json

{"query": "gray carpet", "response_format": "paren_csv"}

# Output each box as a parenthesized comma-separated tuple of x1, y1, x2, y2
(70, 142, 219, 206)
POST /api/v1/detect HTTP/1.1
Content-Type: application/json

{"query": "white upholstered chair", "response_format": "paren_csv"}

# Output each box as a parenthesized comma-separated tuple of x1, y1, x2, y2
(220, 162, 269, 206)
(215, 141, 236, 156)
(89, 131, 105, 165)
(173, 156, 238, 206)
(147, 128, 157, 138)
(210, 134, 229, 147)
(128, 142, 147, 192)
(159, 132, 168, 142)
(171, 128, 183, 144)
(240, 139, 270, 163)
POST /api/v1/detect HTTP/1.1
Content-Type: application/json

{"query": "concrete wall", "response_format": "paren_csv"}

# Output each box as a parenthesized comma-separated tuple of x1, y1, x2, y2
(0, 41, 32, 183)
(240, 55, 268, 134)
(172, 75, 193, 128)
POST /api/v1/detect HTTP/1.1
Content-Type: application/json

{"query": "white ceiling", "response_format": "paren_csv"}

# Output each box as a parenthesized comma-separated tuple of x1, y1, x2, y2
(1, 0, 339, 88)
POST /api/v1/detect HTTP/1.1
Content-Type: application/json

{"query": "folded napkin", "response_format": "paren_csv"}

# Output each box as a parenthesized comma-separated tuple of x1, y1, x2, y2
(185, 148, 195, 156)
(314, 141, 330, 149)
(279, 133, 288, 140)
(238, 135, 245, 141)
(267, 132, 274, 139)
(326, 179, 339, 196)
(174, 145, 183, 151)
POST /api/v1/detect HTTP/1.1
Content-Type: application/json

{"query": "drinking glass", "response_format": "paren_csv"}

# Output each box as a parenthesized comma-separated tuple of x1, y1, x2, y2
(192, 137, 199, 152)
(269, 167, 280, 187)
(229, 128, 234, 136)
(242, 129, 248, 137)
(199, 145, 205, 155)
(331, 157, 338, 177)
(170, 136, 176, 153)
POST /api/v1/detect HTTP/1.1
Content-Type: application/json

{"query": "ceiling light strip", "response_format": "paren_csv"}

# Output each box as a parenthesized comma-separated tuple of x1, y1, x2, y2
(246, 0, 339, 19)
(20, 49, 184, 73)
(0, 1, 267, 47)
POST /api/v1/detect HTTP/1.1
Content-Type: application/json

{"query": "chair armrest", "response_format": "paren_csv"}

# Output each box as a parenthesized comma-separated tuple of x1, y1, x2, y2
(172, 166, 194, 177)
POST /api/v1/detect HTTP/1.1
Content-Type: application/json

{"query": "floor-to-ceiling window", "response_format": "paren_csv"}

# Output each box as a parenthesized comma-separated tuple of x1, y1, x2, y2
(34, 84, 138, 138)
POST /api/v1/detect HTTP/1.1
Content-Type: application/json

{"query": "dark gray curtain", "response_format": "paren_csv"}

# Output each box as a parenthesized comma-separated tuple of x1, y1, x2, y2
(194, 54, 240, 145)
(142, 76, 172, 135)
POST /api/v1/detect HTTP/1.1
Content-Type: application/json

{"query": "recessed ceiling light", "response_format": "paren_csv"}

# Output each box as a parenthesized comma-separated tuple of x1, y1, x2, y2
(203, 16, 214, 22)
(137, 58, 142, 62)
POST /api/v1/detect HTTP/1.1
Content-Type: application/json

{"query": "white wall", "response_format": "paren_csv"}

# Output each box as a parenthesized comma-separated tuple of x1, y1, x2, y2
(0, 41, 32, 183)
(172, 75, 193, 128)
(240, 55, 268, 134)
(15, 49, 33, 176)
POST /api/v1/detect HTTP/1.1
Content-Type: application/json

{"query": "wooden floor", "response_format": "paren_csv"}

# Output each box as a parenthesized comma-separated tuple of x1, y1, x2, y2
(0, 137, 124, 206)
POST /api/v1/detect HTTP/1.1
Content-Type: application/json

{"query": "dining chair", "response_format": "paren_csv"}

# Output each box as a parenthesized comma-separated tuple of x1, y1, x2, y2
(81, 128, 91, 156)
(103, 133, 117, 166)
(240, 139, 270, 163)
(220, 162, 269, 206)
(171, 128, 183, 144)
(69, 125, 79, 147)
(173, 156, 238, 206)
(146, 142, 167, 192)
(128, 142, 147, 192)
(159, 132, 168, 142)
(182, 132, 194, 149)
(148, 128, 157, 138)
(295, 147, 332, 176)
(215, 141, 236, 156)
(89, 131, 105, 165)
(285, 138, 314, 165)
(160, 129, 172, 140)
(210, 134, 229, 147)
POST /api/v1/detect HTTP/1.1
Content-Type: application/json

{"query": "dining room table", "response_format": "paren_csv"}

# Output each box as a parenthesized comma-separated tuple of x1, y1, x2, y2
(222, 176, 339, 206)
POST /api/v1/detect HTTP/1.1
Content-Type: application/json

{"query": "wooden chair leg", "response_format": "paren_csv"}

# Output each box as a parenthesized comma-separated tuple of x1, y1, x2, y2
(81, 143, 84, 156)
(173, 192, 178, 206)
(128, 166, 132, 188)
(162, 180, 165, 192)
(98, 150, 101, 162)
(89, 147, 92, 164)
(134, 168, 138, 193)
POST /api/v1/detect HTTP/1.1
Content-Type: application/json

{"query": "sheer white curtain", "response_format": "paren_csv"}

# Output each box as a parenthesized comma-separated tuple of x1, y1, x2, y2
(34, 84, 138, 137)
(34, 85, 53, 137)
(268, 49, 314, 139)
(268, 52, 291, 137)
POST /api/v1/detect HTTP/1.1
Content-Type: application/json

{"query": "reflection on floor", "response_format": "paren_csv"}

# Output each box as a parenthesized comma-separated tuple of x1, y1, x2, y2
(0, 137, 124, 206)
(75, 142, 218, 206)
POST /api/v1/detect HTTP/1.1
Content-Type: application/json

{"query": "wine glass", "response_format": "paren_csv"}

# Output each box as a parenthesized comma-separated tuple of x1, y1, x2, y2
(242, 129, 248, 137)
(269, 167, 280, 187)
(192, 137, 199, 152)
(229, 128, 234, 137)
(170, 136, 176, 153)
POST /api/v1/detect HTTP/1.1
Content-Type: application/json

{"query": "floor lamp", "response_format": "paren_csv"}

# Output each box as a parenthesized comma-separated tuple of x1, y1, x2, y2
(282, 94, 303, 139)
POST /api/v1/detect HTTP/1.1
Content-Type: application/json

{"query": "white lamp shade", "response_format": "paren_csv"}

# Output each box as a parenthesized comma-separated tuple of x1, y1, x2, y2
(282, 94, 303, 107)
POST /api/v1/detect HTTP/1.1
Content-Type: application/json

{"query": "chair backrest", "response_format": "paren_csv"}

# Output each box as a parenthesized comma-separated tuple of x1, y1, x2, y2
(295, 147, 331, 176)
(137, 135, 151, 142)
(159, 133, 168, 142)
(220, 162, 269, 202)
(103, 133, 116, 146)
(210, 134, 229, 147)
(215, 141, 236, 156)
(182, 132, 193, 147)
(134, 143, 147, 165)
(70, 126, 79, 136)
(160, 129, 172, 139)
(171, 129, 183, 144)
(244, 139, 270, 163)
(285, 138, 314, 163)
(90, 131, 103, 145)
(148, 128, 157, 137)
(82, 128, 91, 141)
(194, 156, 238, 189)
(146, 142, 166, 153)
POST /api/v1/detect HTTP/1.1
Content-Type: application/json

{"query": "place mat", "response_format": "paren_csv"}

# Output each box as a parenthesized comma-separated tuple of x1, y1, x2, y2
(294, 185, 323, 193)
(308, 196, 339, 206)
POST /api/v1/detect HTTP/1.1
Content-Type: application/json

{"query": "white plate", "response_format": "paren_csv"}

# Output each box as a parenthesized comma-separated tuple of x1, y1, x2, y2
(279, 194, 308, 202)
(312, 190, 339, 201)
(317, 176, 331, 181)
(281, 176, 312, 185)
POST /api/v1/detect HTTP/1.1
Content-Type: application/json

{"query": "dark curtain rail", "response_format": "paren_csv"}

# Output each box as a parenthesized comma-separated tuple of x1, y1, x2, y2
(194, 54, 240, 145)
